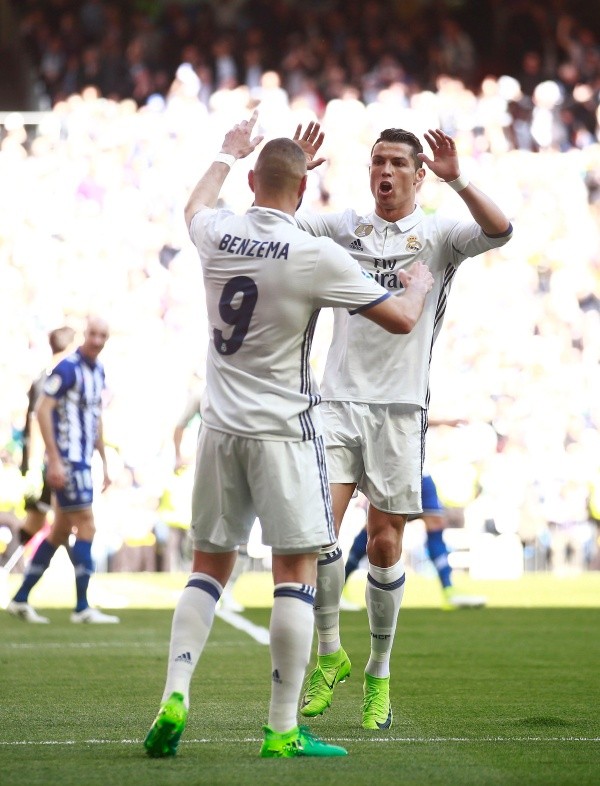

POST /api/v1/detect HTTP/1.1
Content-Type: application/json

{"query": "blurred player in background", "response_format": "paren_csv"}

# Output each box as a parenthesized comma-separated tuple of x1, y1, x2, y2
(18, 325, 76, 547)
(6, 316, 119, 624)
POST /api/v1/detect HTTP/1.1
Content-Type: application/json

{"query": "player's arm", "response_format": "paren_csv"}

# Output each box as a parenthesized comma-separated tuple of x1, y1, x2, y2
(360, 261, 434, 334)
(419, 128, 511, 236)
(184, 109, 264, 228)
(173, 425, 185, 471)
(26, 409, 46, 471)
(35, 394, 66, 490)
(95, 416, 111, 492)
(428, 417, 468, 428)
(173, 391, 202, 470)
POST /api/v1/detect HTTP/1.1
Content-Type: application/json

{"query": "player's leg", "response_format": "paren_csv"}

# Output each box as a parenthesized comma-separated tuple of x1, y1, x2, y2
(145, 427, 251, 758)
(299, 481, 354, 718)
(359, 403, 422, 729)
(421, 475, 486, 609)
(420, 473, 453, 602)
(19, 508, 46, 544)
(345, 524, 368, 581)
(313, 402, 361, 656)
(257, 437, 346, 757)
(5, 496, 71, 623)
(315, 481, 355, 654)
(362, 505, 406, 729)
(422, 511, 454, 602)
(261, 551, 345, 758)
(19, 478, 52, 544)
(61, 507, 117, 622)
(315, 402, 364, 640)
(300, 402, 361, 717)
(50, 463, 121, 624)
(145, 548, 237, 758)
(3, 482, 52, 578)
(267, 552, 318, 732)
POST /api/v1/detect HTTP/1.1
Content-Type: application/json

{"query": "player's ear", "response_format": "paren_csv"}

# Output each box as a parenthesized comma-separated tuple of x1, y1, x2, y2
(297, 174, 307, 199)
(415, 166, 426, 186)
(248, 170, 256, 193)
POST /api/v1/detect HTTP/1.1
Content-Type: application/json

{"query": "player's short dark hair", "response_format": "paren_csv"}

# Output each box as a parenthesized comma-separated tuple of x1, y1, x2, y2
(255, 138, 307, 191)
(371, 129, 424, 169)
(48, 326, 75, 354)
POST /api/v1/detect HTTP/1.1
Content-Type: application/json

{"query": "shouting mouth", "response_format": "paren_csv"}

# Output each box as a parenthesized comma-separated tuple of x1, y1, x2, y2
(379, 181, 393, 195)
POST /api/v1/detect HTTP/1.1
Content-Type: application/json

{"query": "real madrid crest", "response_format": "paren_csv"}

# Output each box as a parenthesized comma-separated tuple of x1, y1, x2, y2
(354, 223, 374, 238)
(406, 234, 422, 252)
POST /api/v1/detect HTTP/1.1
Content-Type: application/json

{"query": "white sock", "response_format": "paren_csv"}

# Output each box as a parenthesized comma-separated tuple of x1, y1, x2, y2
(314, 542, 344, 656)
(161, 572, 223, 707)
(365, 560, 405, 678)
(268, 583, 316, 733)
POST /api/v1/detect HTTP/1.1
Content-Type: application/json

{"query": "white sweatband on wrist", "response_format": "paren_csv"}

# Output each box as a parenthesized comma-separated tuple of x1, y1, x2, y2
(214, 152, 236, 167)
(445, 174, 469, 192)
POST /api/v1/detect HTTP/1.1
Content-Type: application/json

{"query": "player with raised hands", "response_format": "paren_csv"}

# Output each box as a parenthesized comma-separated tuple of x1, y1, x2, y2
(293, 120, 512, 729)
(144, 110, 434, 759)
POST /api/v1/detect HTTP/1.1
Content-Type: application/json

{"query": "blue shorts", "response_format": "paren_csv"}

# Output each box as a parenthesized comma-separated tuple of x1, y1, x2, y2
(407, 473, 444, 520)
(54, 462, 94, 511)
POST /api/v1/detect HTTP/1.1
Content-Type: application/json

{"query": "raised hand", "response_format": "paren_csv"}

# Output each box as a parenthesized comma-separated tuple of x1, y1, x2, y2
(221, 109, 264, 160)
(418, 128, 460, 182)
(293, 121, 326, 170)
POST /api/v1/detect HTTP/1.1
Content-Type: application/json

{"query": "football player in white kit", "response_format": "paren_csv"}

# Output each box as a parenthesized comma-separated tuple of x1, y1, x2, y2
(144, 111, 434, 760)
(294, 123, 513, 729)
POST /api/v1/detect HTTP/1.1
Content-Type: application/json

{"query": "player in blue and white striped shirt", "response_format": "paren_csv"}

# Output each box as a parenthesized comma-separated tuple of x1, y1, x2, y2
(7, 316, 119, 625)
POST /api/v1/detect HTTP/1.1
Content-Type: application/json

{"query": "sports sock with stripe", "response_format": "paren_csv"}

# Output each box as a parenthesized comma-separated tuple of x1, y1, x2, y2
(268, 582, 316, 732)
(161, 572, 223, 708)
(365, 560, 406, 678)
(314, 542, 344, 656)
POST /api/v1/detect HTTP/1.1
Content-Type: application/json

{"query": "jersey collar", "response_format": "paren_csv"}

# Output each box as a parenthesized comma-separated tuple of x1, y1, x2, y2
(368, 204, 424, 233)
(248, 206, 296, 225)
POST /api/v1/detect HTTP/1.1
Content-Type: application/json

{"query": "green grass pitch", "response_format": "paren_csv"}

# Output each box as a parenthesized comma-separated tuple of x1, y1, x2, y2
(0, 572, 598, 785)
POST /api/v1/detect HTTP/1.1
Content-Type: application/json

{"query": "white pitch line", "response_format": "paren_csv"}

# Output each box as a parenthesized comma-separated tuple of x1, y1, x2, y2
(215, 607, 270, 645)
(2, 610, 270, 649)
(0, 640, 225, 650)
(1, 737, 599, 747)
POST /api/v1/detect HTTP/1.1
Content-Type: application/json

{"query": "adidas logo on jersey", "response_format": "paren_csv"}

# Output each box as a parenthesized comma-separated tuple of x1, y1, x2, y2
(175, 651, 192, 664)
(349, 239, 363, 251)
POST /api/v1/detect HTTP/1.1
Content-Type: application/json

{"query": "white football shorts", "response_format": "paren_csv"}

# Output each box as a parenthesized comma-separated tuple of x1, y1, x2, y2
(190, 425, 335, 554)
(321, 401, 425, 515)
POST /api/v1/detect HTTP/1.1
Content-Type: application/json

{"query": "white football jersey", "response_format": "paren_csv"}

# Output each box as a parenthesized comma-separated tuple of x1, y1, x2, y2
(296, 206, 513, 406)
(189, 206, 391, 441)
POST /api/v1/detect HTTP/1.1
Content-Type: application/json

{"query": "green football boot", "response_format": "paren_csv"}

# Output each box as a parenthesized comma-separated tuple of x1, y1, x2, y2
(260, 725, 348, 758)
(362, 673, 393, 730)
(299, 647, 351, 717)
(144, 692, 188, 758)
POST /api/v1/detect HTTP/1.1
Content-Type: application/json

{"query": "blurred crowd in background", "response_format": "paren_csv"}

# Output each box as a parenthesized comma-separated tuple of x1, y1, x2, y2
(0, 0, 599, 577)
